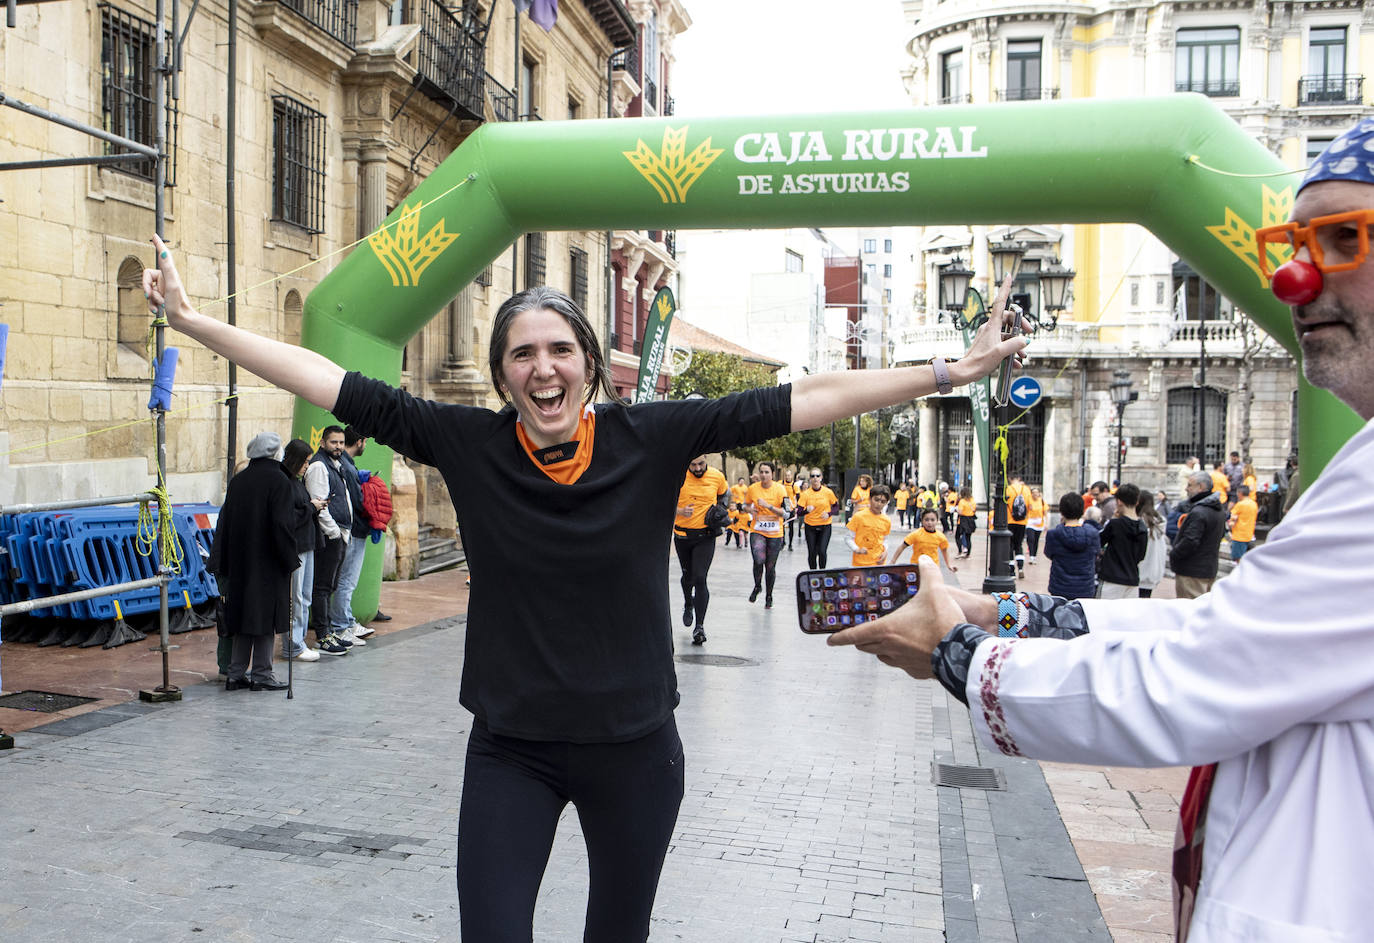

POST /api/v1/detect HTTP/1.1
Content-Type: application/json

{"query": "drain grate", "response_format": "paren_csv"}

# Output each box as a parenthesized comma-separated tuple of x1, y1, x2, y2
(674, 654, 758, 667)
(0, 690, 99, 713)
(932, 762, 1007, 791)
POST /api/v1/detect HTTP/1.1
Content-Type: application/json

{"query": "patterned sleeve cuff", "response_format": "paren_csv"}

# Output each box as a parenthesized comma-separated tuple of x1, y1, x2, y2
(1022, 592, 1090, 639)
(931, 623, 991, 705)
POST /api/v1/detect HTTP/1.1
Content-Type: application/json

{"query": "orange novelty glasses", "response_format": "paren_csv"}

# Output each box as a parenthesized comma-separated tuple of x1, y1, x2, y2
(1256, 210, 1374, 278)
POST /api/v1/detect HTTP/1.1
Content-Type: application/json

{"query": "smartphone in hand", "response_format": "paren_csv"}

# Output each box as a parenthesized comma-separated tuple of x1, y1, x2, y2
(994, 302, 1027, 407)
(796, 564, 921, 633)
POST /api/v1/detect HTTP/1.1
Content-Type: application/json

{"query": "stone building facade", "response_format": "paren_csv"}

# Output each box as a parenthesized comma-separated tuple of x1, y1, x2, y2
(1, 0, 689, 557)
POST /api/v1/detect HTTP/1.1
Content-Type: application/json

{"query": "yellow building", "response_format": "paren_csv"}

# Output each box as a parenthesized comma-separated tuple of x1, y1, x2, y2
(895, 0, 1354, 500)
(1, 0, 688, 566)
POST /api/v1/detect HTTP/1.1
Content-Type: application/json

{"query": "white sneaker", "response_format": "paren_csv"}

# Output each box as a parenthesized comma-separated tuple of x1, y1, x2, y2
(288, 647, 321, 662)
(352, 623, 375, 638)
(339, 629, 366, 646)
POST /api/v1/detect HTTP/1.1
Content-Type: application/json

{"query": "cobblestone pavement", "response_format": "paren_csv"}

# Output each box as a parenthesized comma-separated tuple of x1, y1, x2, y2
(0, 515, 1186, 941)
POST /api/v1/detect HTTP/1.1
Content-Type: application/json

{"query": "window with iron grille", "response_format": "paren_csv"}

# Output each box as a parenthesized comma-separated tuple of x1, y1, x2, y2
(1005, 39, 1042, 100)
(1166, 387, 1228, 464)
(525, 232, 547, 289)
(272, 95, 326, 234)
(100, 4, 177, 184)
(569, 246, 588, 312)
(1175, 27, 1240, 97)
(476, 264, 493, 287)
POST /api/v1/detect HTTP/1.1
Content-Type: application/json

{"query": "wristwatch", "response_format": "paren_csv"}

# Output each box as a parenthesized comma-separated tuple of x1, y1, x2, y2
(931, 356, 953, 395)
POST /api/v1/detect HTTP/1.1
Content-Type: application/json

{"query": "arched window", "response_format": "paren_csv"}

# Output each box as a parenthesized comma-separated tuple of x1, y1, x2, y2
(1166, 386, 1227, 464)
(116, 256, 148, 356)
(283, 289, 303, 345)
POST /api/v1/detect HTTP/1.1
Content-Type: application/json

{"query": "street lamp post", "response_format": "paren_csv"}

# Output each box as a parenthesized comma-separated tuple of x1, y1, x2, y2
(1110, 368, 1136, 486)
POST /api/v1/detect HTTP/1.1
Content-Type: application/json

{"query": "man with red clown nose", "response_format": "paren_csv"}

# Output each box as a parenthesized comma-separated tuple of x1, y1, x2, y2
(829, 125, 1374, 942)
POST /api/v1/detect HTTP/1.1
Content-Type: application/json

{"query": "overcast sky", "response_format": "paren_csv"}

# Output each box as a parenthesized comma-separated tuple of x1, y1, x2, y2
(670, 0, 912, 118)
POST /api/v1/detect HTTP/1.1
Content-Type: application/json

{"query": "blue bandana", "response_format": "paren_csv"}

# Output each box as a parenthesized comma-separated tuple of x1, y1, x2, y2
(1300, 117, 1374, 193)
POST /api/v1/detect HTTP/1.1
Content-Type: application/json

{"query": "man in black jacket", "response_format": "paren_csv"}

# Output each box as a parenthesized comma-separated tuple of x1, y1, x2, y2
(1169, 471, 1227, 599)
(1096, 483, 1148, 599)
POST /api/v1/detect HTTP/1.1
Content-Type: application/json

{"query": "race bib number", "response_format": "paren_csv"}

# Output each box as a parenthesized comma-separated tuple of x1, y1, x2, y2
(755, 517, 781, 535)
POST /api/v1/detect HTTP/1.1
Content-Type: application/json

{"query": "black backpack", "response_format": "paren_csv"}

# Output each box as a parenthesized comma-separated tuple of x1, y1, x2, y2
(1011, 492, 1028, 520)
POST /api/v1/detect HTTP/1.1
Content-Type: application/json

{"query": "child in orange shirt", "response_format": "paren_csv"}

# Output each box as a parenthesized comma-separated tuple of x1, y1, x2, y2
(845, 485, 891, 566)
(890, 508, 956, 571)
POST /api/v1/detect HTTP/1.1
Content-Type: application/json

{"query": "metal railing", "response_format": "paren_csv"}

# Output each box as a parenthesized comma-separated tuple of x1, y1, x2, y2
(995, 86, 1060, 101)
(663, 231, 676, 258)
(486, 72, 515, 121)
(611, 44, 639, 84)
(937, 93, 972, 105)
(644, 75, 658, 110)
(663, 94, 674, 116)
(1175, 78, 1240, 97)
(1298, 74, 1364, 105)
(411, 0, 486, 119)
(277, 0, 358, 46)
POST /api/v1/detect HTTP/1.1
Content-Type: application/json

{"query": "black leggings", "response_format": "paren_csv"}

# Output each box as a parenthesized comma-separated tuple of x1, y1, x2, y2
(1008, 523, 1027, 562)
(674, 532, 715, 627)
(457, 716, 685, 942)
(956, 517, 975, 555)
(804, 523, 832, 569)
(749, 532, 784, 597)
(1026, 528, 1041, 559)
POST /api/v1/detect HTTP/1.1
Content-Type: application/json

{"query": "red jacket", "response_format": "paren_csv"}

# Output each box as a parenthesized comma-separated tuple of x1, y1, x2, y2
(359, 475, 393, 530)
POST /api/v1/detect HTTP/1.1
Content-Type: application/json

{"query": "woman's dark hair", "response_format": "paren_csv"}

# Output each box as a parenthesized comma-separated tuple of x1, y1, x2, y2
(488, 286, 624, 408)
(282, 438, 312, 477)
(958, 485, 972, 499)
(1059, 492, 1085, 519)
(1136, 488, 1163, 532)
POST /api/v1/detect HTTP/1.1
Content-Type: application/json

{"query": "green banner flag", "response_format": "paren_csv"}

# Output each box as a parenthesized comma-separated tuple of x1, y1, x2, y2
(957, 288, 993, 506)
(635, 287, 676, 404)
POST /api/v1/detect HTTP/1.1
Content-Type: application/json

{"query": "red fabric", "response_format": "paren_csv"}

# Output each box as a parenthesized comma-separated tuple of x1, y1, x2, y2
(1172, 763, 1217, 942)
(360, 475, 393, 529)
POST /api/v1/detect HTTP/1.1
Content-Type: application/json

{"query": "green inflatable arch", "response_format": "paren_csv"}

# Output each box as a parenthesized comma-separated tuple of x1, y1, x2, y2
(296, 94, 1362, 617)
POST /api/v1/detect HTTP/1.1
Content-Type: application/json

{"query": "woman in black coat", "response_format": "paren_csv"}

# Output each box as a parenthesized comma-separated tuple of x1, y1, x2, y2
(209, 431, 300, 691)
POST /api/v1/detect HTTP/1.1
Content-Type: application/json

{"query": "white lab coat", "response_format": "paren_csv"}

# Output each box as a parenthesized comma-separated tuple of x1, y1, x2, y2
(966, 417, 1374, 942)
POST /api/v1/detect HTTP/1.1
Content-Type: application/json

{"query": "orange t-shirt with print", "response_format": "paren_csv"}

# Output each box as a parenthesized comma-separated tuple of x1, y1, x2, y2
(900, 527, 949, 564)
(674, 467, 728, 536)
(846, 507, 891, 566)
(796, 486, 838, 526)
(747, 481, 788, 537)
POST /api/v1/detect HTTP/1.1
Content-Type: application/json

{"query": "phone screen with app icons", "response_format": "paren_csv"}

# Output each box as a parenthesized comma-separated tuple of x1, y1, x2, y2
(795, 564, 921, 634)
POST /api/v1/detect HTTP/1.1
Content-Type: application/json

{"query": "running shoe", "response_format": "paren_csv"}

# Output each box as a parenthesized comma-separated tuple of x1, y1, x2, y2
(692, 626, 706, 645)
(320, 635, 351, 654)
(764, 595, 774, 609)
(749, 586, 761, 603)
(682, 602, 693, 627)
(339, 629, 367, 647)
(352, 623, 375, 638)
(285, 647, 321, 662)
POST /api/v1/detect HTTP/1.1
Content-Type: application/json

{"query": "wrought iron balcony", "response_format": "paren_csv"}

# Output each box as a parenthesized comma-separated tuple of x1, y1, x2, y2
(486, 72, 515, 122)
(277, 0, 357, 46)
(407, 0, 488, 121)
(644, 75, 658, 110)
(995, 86, 1059, 102)
(663, 230, 676, 258)
(937, 93, 972, 105)
(611, 45, 640, 84)
(1174, 78, 1240, 97)
(1298, 74, 1364, 105)
(663, 94, 674, 116)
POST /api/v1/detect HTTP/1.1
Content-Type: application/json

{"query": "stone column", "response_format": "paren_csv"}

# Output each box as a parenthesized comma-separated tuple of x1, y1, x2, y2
(918, 399, 938, 487)
(357, 141, 389, 242)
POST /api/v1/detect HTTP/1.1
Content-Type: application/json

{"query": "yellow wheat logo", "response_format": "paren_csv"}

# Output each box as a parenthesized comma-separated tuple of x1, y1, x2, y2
(368, 200, 460, 287)
(1207, 184, 1293, 286)
(623, 126, 723, 204)
(310, 426, 324, 452)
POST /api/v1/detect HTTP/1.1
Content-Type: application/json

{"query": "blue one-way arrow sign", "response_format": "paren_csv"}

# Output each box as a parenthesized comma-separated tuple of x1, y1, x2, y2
(1008, 376, 1042, 409)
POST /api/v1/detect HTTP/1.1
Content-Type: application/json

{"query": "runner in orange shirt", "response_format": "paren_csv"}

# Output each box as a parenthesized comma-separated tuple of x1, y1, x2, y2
(781, 468, 799, 551)
(795, 468, 839, 569)
(745, 461, 789, 607)
(845, 485, 892, 566)
(726, 477, 750, 548)
(674, 455, 728, 645)
(890, 507, 956, 571)
(955, 485, 977, 558)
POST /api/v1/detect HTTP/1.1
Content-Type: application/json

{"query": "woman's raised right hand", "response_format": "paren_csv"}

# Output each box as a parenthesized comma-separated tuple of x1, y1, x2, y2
(141, 233, 194, 331)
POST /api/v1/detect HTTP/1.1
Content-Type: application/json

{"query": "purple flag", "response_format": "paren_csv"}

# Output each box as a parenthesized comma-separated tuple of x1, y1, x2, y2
(514, 0, 558, 31)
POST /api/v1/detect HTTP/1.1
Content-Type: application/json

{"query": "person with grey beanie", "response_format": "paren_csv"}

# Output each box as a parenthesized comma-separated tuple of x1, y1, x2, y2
(208, 430, 300, 691)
